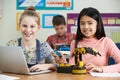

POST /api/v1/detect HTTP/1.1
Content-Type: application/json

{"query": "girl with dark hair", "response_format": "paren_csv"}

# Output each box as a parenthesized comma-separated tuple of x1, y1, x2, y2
(69, 7, 120, 73)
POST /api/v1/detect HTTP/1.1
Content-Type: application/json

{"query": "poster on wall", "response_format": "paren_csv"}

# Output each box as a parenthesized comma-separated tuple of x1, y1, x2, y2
(101, 13, 120, 26)
(42, 14, 58, 28)
(67, 13, 78, 33)
(17, 0, 73, 10)
(16, 12, 22, 31)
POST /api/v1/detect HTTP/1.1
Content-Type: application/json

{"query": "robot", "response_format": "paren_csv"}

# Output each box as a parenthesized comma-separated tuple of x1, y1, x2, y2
(57, 47, 101, 74)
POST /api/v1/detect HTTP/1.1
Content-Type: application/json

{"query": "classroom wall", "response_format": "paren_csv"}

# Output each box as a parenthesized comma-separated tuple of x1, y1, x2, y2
(0, 0, 120, 45)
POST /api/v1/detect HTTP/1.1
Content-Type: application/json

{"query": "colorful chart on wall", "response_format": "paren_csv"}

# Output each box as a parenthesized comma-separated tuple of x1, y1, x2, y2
(17, 0, 73, 10)
(42, 14, 58, 28)
(101, 13, 120, 26)
(67, 13, 79, 33)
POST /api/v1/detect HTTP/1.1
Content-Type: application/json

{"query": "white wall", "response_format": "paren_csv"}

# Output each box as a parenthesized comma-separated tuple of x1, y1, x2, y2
(0, 0, 120, 45)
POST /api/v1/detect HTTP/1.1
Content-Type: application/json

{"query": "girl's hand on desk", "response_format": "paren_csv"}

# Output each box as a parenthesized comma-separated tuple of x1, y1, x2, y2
(85, 63, 103, 73)
(29, 64, 48, 72)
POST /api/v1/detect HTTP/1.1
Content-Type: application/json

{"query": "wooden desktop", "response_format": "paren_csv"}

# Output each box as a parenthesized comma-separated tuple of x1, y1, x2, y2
(2, 71, 120, 80)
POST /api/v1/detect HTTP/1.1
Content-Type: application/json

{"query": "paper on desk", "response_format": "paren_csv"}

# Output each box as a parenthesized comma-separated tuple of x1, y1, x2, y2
(0, 74, 20, 80)
(89, 72, 120, 77)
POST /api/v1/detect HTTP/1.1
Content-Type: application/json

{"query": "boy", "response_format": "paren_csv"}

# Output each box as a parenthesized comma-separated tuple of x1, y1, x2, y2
(46, 15, 76, 50)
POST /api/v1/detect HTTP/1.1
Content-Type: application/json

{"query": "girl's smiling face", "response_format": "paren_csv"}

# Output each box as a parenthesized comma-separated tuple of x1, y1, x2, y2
(19, 16, 40, 41)
(80, 15, 97, 38)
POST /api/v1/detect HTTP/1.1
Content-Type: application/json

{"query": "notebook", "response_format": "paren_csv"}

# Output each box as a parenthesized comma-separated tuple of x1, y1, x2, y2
(0, 46, 51, 75)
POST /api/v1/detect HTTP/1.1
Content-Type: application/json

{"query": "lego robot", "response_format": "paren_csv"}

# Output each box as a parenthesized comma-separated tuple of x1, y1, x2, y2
(57, 47, 101, 74)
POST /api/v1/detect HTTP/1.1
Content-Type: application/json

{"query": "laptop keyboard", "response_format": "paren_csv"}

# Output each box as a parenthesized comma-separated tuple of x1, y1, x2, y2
(30, 70, 51, 74)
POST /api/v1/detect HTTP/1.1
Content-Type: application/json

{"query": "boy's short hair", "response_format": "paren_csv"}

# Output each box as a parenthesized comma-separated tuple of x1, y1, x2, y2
(52, 15, 66, 26)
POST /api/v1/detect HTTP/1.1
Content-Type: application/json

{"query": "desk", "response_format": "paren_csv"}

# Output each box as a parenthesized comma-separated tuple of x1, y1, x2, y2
(2, 71, 120, 80)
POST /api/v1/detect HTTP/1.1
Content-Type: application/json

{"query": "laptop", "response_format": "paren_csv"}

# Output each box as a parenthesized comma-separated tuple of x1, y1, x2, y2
(0, 46, 51, 75)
